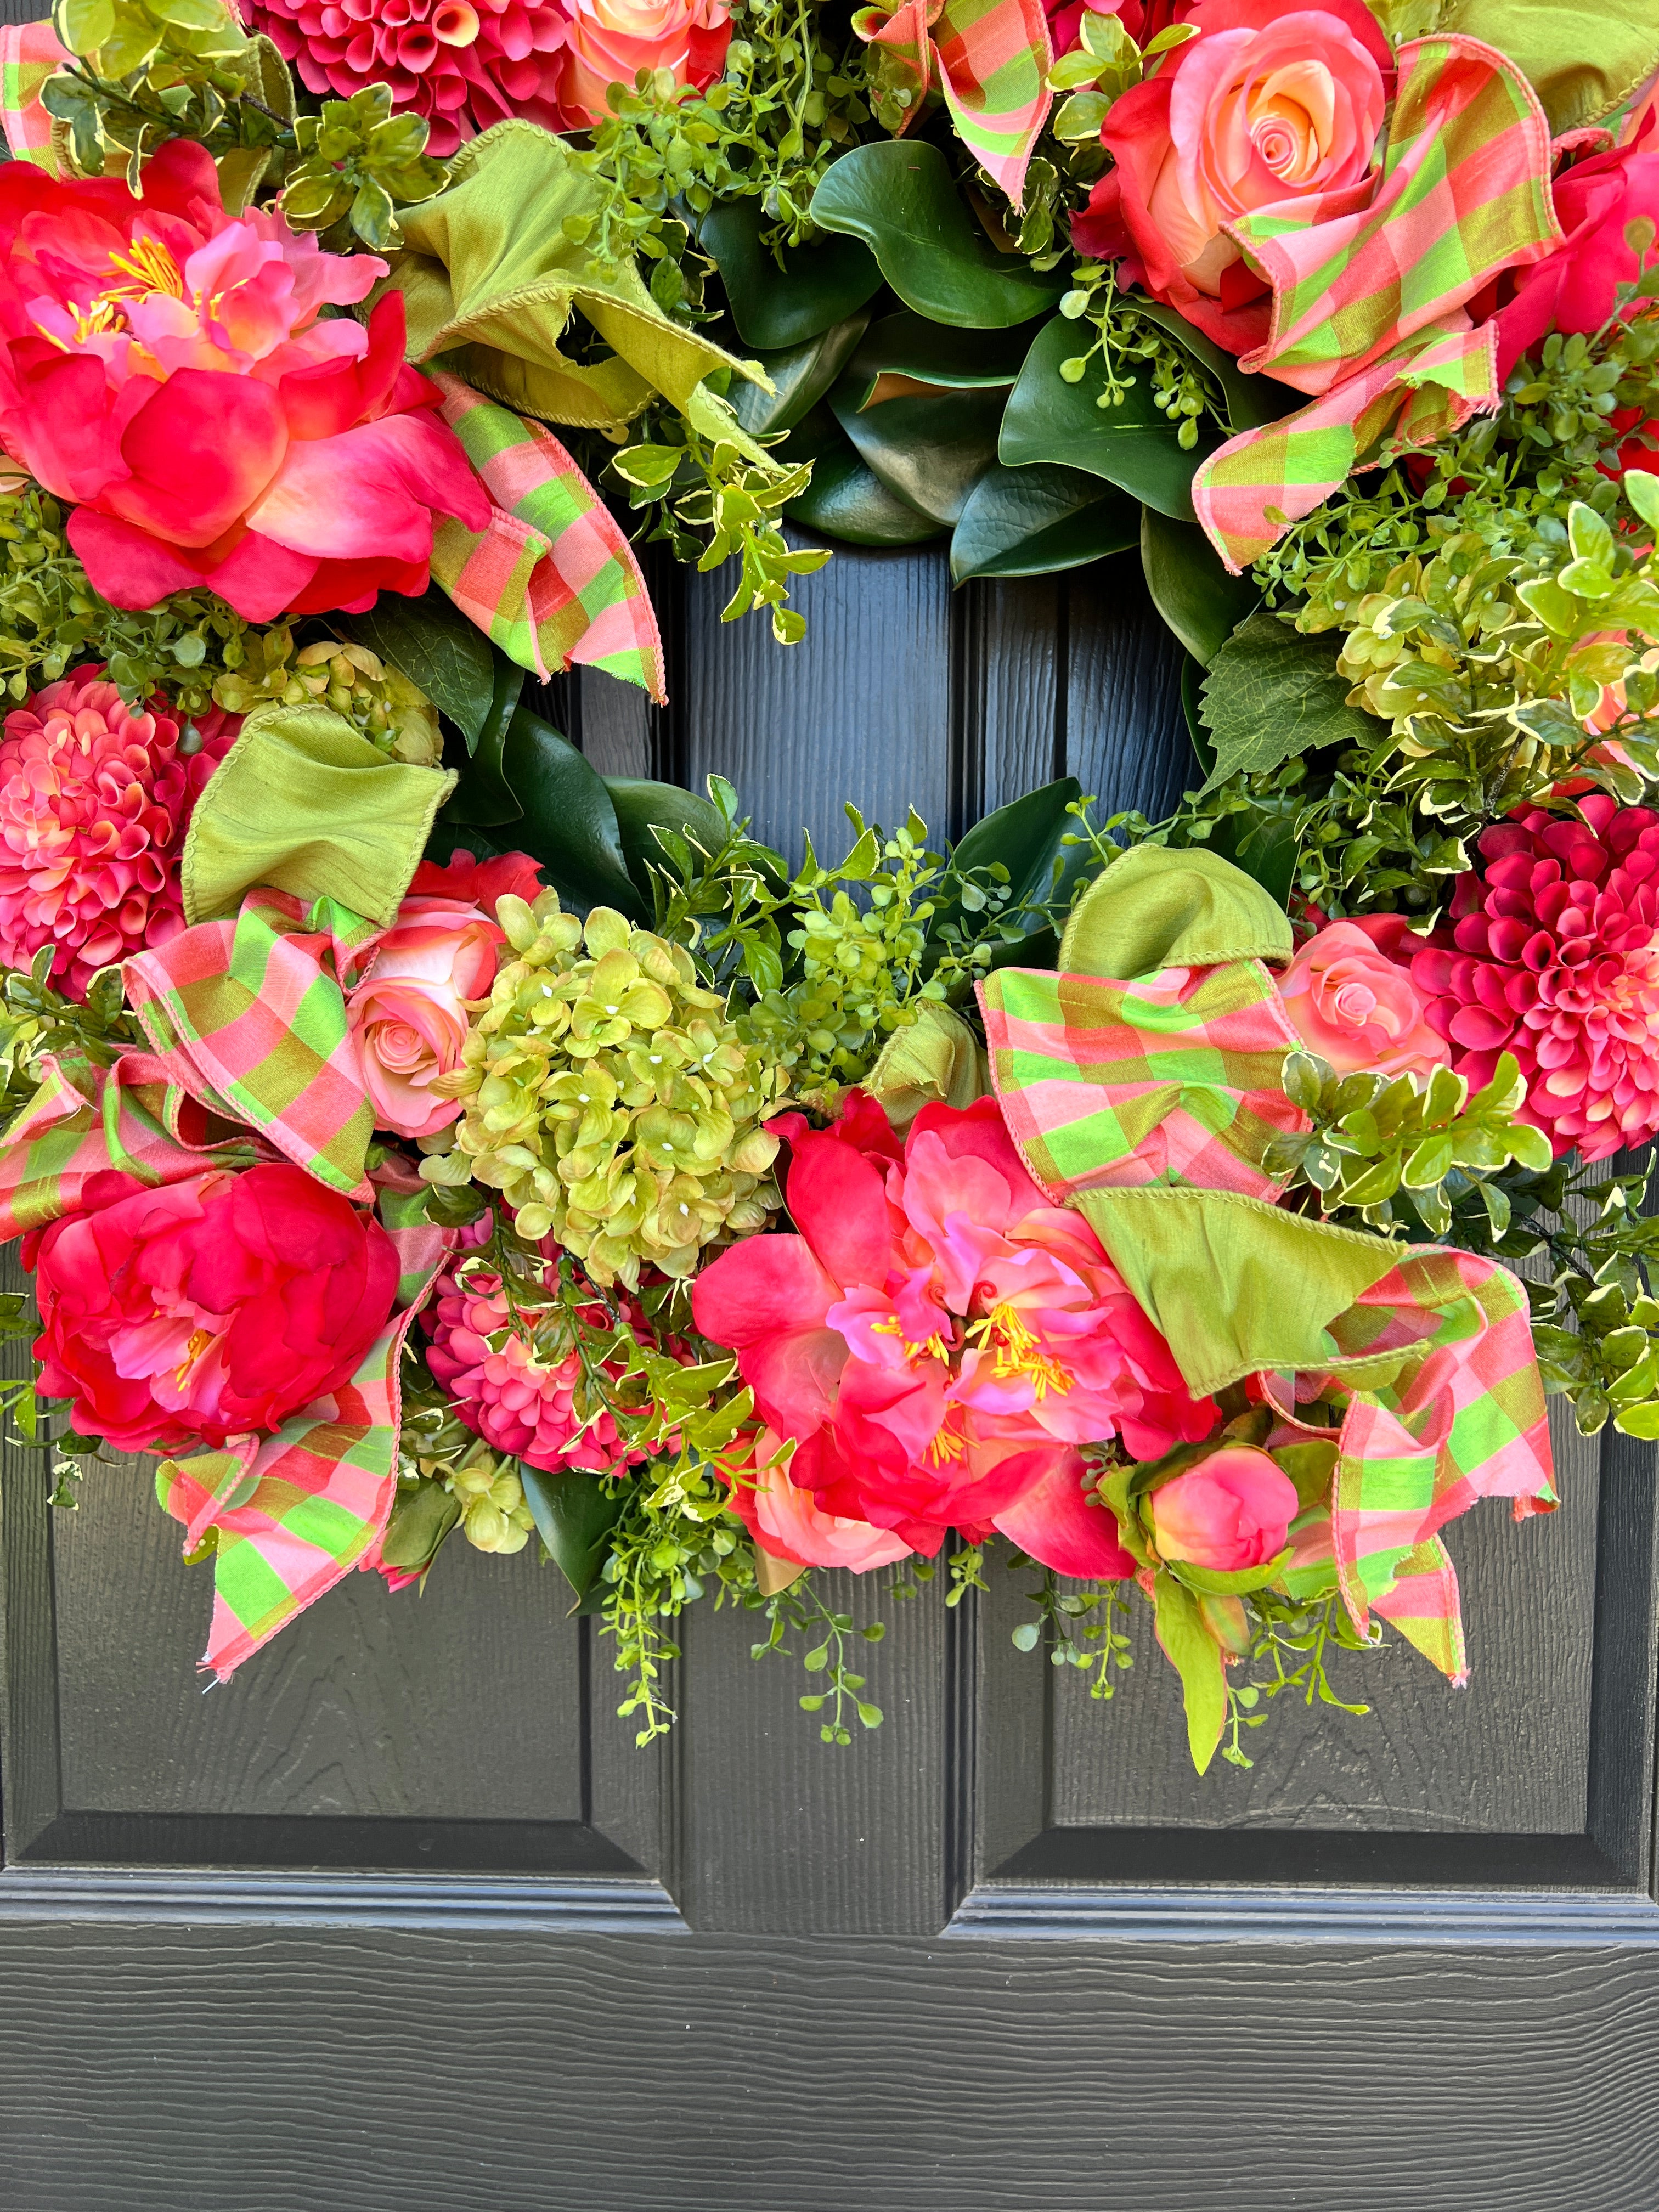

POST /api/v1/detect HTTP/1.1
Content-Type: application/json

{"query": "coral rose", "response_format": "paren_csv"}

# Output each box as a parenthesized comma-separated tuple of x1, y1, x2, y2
(725, 1426, 915, 1573)
(0, 139, 488, 623)
(691, 1092, 1214, 1571)
(1278, 915, 1450, 1078)
(555, 0, 733, 125)
(347, 891, 505, 1139)
(1072, 0, 1392, 356)
(0, 665, 236, 999)
(1149, 1446, 1297, 1571)
(26, 1163, 400, 1454)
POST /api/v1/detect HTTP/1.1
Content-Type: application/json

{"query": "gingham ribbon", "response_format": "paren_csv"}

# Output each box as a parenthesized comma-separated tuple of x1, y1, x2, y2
(853, 0, 1053, 207)
(1193, 33, 1562, 573)
(978, 957, 1310, 1200)
(155, 1204, 453, 1681)
(0, 22, 66, 170)
(122, 889, 381, 1201)
(985, 947, 1554, 1664)
(430, 373, 667, 700)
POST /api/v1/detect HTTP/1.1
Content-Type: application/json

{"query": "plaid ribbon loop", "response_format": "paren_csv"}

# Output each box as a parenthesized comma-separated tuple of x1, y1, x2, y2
(853, 0, 1053, 207)
(983, 858, 1555, 1679)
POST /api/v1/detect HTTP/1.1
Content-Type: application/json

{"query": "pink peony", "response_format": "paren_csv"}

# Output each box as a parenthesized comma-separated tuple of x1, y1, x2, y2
(724, 1425, 915, 1573)
(0, 665, 236, 1000)
(424, 1263, 660, 1472)
(555, 0, 733, 128)
(249, 0, 574, 157)
(691, 1093, 1215, 1572)
(25, 1161, 400, 1454)
(0, 139, 488, 622)
(1278, 915, 1450, 1079)
(1071, 0, 1392, 357)
(409, 846, 545, 912)
(1412, 797, 1659, 1161)
(347, 891, 504, 1139)
(1149, 1446, 1297, 1571)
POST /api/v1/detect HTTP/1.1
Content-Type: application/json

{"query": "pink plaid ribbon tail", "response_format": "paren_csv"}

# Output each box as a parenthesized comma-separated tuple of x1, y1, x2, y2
(853, 0, 1053, 206)
(428, 374, 667, 701)
(156, 1218, 458, 1679)
(0, 22, 68, 169)
(1192, 31, 1561, 571)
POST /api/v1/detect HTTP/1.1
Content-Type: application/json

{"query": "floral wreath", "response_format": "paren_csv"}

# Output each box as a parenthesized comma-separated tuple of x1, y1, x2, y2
(0, 0, 1654, 1774)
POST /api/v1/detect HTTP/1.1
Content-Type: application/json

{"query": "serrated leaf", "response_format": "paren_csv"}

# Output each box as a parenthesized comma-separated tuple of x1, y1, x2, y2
(1198, 611, 1382, 793)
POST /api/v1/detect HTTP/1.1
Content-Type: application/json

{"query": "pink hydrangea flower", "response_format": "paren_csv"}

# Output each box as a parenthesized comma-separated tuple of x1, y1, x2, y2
(424, 1264, 658, 1474)
(1412, 797, 1659, 1161)
(0, 665, 237, 999)
(691, 1093, 1216, 1574)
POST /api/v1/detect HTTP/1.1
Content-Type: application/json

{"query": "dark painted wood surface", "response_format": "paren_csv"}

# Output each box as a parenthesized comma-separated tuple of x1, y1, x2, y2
(0, 76, 1655, 2192)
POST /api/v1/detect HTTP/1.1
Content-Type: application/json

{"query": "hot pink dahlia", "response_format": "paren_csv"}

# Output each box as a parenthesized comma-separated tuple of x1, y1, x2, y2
(1411, 795, 1659, 1162)
(0, 666, 238, 1000)
(249, 0, 574, 157)
(424, 1265, 656, 1473)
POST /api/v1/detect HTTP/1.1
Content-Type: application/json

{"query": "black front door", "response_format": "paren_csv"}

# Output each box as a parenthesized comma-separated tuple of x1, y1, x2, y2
(2, 537, 1656, 2212)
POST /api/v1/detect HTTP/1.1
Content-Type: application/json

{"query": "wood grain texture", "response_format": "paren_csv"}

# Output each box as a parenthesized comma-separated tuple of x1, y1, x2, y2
(3, 1924, 1659, 2211)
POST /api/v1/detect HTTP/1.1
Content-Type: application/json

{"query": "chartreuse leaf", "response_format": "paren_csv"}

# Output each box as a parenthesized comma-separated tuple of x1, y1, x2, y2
(1198, 610, 1380, 793)
(829, 378, 1006, 528)
(1168, 1548, 1293, 1597)
(520, 1467, 627, 1607)
(1151, 1570, 1228, 1774)
(339, 584, 501, 748)
(999, 314, 1216, 519)
(730, 313, 872, 439)
(699, 198, 883, 349)
(810, 142, 1066, 329)
(952, 464, 1139, 582)
(605, 777, 730, 895)
(1141, 509, 1260, 665)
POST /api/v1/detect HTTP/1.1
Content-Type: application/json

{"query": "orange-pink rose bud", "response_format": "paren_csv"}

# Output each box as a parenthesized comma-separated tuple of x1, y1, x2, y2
(1150, 1447, 1297, 1573)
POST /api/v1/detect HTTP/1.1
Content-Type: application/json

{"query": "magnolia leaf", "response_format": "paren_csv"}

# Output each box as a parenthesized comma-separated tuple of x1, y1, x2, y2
(1198, 611, 1381, 793)
(379, 1481, 461, 1571)
(699, 199, 882, 349)
(338, 584, 499, 748)
(1141, 507, 1260, 665)
(810, 142, 1066, 329)
(498, 708, 645, 921)
(605, 777, 729, 894)
(951, 464, 1139, 582)
(520, 1466, 627, 1605)
(999, 313, 1215, 518)
(782, 416, 945, 546)
(842, 309, 1038, 399)
(730, 313, 871, 440)
(827, 378, 1005, 528)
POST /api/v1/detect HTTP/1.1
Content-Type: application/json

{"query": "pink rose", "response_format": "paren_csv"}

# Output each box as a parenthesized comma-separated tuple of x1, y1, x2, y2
(1278, 916, 1450, 1078)
(1072, 0, 1392, 357)
(1150, 1446, 1297, 1572)
(347, 893, 503, 1139)
(555, 0, 733, 128)
(725, 1427, 915, 1573)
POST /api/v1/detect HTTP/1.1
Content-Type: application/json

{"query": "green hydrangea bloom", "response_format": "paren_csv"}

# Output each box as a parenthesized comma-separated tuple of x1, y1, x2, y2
(432, 893, 787, 1288)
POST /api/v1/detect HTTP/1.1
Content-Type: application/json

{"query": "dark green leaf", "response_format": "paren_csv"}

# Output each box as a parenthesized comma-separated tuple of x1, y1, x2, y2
(998, 315, 1216, 518)
(520, 1467, 627, 1605)
(828, 379, 1005, 527)
(842, 309, 1038, 399)
(783, 422, 946, 547)
(810, 142, 1066, 329)
(379, 1481, 461, 1571)
(338, 584, 499, 748)
(949, 775, 1084, 906)
(439, 652, 526, 825)
(1198, 611, 1380, 794)
(1140, 507, 1260, 665)
(1128, 294, 1296, 433)
(951, 464, 1138, 582)
(481, 707, 646, 919)
(1209, 805, 1299, 906)
(729, 312, 872, 439)
(605, 776, 729, 894)
(699, 199, 883, 349)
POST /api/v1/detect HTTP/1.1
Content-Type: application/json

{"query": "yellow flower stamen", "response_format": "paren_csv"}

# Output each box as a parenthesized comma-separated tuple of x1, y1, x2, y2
(969, 1301, 1073, 1402)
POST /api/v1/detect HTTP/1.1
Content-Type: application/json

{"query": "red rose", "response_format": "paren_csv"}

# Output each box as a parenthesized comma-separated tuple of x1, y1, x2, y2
(1073, 0, 1393, 357)
(1476, 106, 1659, 381)
(27, 1163, 400, 1454)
